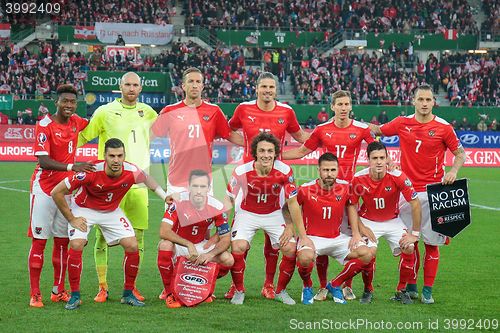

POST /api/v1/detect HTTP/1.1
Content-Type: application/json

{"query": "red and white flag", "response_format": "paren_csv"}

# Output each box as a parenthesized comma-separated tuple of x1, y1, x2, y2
(74, 25, 96, 40)
(443, 29, 458, 40)
(0, 24, 11, 39)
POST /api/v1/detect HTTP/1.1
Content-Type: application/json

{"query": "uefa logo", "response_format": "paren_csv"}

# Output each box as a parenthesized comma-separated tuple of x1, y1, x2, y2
(380, 136, 399, 145)
(459, 134, 480, 145)
(180, 273, 208, 286)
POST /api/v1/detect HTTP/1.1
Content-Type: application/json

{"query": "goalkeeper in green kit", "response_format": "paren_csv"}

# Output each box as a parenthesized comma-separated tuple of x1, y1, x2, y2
(78, 72, 158, 302)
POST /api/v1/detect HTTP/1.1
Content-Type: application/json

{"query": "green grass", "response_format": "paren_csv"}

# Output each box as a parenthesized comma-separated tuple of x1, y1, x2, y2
(0, 162, 499, 332)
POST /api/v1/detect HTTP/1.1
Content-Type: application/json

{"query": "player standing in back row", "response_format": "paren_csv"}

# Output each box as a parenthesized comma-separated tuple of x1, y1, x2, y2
(78, 72, 158, 303)
(282, 90, 375, 301)
(28, 84, 95, 307)
(369, 84, 465, 303)
(226, 72, 309, 300)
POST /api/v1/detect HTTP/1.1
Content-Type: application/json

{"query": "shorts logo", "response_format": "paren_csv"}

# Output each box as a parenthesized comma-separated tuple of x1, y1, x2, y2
(138, 110, 144, 117)
(203, 115, 210, 121)
(35, 227, 42, 235)
(428, 130, 435, 137)
(349, 133, 357, 140)
(404, 179, 412, 187)
(69, 229, 75, 236)
(385, 186, 392, 191)
(38, 133, 47, 143)
(278, 118, 285, 124)
(75, 172, 86, 181)
(231, 230, 237, 238)
(180, 273, 208, 286)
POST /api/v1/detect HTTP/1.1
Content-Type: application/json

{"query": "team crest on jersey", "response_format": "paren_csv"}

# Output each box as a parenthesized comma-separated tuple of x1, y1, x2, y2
(207, 218, 214, 223)
(203, 115, 210, 121)
(69, 229, 75, 236)
(138, 110, 144, 117)
(336, 195, 342, 201)
(349, 133, 357, 140)
(75, 172, 86, 181)
(428, 130, 435, 137)
(72, 127, 77, 132)
(278, 118, 285, 124)
(404, 179, 412, 187)
(385, 186, 392, 192)
(272, 183, 280, 190)
(38, 133, 47, 143)
(35, 227, 42, 235)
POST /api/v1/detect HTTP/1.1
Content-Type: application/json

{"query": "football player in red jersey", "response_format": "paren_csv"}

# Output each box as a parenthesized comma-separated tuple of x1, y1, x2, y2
(226, 72, 309, 300)
(287, 152, 373, 305)
(283, 90, 375, 301)
(350, 141, 421, 304)
(226, 133, 300, 305)
(28, 84, 95, 308)
(153, 67, 243, 193)
(370, 84, 465, 303)
(51, 138, 168, 310)
(157, 169, 233, 308)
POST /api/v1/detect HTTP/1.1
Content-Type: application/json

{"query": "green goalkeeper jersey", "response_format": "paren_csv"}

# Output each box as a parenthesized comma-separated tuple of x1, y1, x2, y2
(79, 98, 157, 173)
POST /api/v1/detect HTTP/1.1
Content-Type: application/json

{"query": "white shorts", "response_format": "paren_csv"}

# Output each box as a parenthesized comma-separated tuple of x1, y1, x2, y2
(399, 192, 448, 246)
(30, 185, 70, 239)
(361, 217, 408, 256)
(231, 209, 296, 248)
(174, 240, 215, 259)
(68, 203, 135, 246)
(299, 234, 353, 265)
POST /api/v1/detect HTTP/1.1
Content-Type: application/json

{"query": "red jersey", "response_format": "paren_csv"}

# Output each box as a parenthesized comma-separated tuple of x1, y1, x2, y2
(303, 119, 374, 181)
(162, 193, 229, 244)
(380, 115, 461, 192)
(350, 168, 418, 222)
(65, 161, 147, 211)
(31, 114, 88, 195)
(229, 100, 301, 162)
(153, 100, 231, 187)
(297, 179, 350, 239)
(226, 160, 297, 214)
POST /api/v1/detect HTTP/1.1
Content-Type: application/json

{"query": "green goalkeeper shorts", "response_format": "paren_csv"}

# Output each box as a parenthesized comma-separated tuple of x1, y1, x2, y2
(120, 187, 149, 230)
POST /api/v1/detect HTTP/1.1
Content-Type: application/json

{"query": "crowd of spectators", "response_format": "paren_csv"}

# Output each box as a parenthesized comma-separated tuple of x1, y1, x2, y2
(481, 0, 499, 34)
(290, 46, 499, 107)
(185, 0, 478, 34)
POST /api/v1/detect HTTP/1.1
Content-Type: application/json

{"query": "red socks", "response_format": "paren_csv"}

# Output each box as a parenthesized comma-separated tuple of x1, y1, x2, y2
(315, 255, 329, 288)
(123, 251, 140, 290)
(231, 252, 247, 292)
(397, 252, 416, 291)
(408, 242, 420, 284)
(67, 248, 83, 293)
(28, 238, 47, 295)
(330, 259, 368, 288)
(157, 250, 174, 294)
(423, 244, 440, 287)
(217, 264, 232, 279)
(263, 234, 279, 285)
(275, 255, 296, 294)
(52, 237, 69, 293)
(362, 257, 376, 292)
(298, 261, 314, 288)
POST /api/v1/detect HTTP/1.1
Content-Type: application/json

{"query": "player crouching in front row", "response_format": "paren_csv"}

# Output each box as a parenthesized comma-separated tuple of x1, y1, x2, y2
(51, 138, 169, 310)
(287, 152, 374, 305)
(157, 170, 234, 308)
